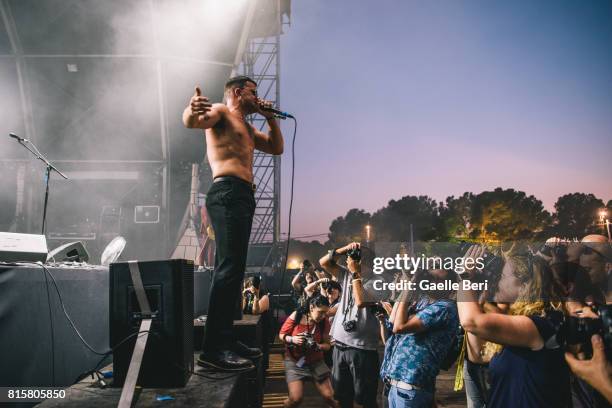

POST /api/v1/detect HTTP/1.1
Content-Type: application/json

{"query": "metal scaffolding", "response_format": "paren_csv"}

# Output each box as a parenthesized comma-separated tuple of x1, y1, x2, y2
(240, 6, 289, 247)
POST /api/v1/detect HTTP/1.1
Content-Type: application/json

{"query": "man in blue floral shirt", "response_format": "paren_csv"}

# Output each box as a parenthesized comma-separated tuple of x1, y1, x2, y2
(380, 268, 459, 407)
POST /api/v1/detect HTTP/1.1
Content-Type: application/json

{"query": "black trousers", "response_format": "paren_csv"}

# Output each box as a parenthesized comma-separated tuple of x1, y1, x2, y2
(203, 177, 255, 351)
(332, 344, 379, 408)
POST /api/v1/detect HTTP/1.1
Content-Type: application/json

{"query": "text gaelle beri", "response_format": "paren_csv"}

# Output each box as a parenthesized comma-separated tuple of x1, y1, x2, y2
(370, 253, 488, 292)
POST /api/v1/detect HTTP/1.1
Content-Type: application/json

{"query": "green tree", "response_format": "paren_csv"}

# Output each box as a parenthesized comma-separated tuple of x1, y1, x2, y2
(438, 192, 474, 240)
(551, 193, 606, 238)
(371, 195, 439, 242)
(326, 209, 372, 247)
(469, 188, 550, 241)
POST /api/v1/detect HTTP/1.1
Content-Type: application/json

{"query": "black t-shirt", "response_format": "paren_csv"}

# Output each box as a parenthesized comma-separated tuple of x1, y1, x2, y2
(487, 311, 570, 408)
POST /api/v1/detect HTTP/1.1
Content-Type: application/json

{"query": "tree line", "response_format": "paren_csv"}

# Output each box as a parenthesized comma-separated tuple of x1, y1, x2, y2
(284, 190, 610, 264)
(328, 189, 611, 247)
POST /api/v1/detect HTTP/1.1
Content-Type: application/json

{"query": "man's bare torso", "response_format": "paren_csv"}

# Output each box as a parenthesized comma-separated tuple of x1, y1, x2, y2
(205, 104, 255, 183)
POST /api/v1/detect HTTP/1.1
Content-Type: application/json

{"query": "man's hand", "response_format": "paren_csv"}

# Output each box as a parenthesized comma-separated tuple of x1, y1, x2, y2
(565, 335, 612, 403)
(189, 87, 212, 120)
(347, 256, 361, 275)
(255, 97, 275, 119)
(337, 242, 360, 256)
(340, 242, 361, 276)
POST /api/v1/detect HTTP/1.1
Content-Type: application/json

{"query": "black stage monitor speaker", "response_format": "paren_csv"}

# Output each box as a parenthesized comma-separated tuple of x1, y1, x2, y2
(47, 241, 90, 263)
(0, 232, 48, 263)
(110, 259, 194, 387)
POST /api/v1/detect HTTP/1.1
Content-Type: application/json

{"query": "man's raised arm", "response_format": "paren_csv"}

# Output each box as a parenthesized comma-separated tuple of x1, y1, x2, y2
(182, 86, 223, 129)
(252, 100, 284, 155)
(319, 243, 357, 280)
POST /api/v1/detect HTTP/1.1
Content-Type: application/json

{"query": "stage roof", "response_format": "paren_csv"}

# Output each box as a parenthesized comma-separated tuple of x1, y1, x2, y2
(0, 0, 290, 162)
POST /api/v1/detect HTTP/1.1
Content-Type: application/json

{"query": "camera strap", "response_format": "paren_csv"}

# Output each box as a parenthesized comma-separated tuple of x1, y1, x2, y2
(342, 271, 357, 326)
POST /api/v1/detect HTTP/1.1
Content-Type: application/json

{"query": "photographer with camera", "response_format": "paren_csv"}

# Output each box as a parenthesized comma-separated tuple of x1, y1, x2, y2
(242, 276, 270, 315)
(379, 266, 459, 408)
(279, 295, 338, 408)
(292, 260, 318, 306)
(320, 242, 382, 408)
(535, 236, 612, 408)
(457, 244, 572, 408)
(565, 334, 612, 404)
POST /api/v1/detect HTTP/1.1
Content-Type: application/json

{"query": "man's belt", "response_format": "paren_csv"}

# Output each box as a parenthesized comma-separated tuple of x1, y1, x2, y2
(213, 175, 256, 192)
(386, 378, 421, 391)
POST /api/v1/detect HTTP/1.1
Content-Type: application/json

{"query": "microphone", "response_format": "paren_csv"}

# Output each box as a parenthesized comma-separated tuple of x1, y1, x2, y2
(9, 132, 26, 142)
(261, 107, 294, 119)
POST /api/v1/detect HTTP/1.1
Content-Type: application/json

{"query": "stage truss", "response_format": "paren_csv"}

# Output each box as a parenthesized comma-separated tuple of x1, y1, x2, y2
(240, 1, 291, 263)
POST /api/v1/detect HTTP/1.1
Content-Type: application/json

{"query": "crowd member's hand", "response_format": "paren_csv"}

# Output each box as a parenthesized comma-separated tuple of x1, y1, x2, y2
(374, 308, 387, 322)
(319, 278, 330, 284)
(567, 303, 599, 319)
(565, 335, 612, 403)
(462, 244, 485, 278)
(381, 301, 393, 315)
(337, 242, 360, 255)
(291, 333, 306, 346)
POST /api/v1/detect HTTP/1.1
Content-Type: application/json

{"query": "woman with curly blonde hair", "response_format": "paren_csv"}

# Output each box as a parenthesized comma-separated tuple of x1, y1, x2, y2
(457, 245, 570, 408)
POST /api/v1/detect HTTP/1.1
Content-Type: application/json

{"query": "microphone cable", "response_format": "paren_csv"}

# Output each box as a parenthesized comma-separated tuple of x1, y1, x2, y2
(39, 263, 111, 356)
(275, 117, 297, 322)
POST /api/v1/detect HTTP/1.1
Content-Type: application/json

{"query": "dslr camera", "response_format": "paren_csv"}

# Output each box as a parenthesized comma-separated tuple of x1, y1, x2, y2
(537, 242, 567, 259)
(562, 304, 612, 360)
(288, 332, 319, 351)
(347, 246, 361, 262)
(342, 319, 357, 332)
(369, 302, 386, 318)
(457, 241, 503, 278)
(302, 332, 318, 351)
(251, 275, 261, 290)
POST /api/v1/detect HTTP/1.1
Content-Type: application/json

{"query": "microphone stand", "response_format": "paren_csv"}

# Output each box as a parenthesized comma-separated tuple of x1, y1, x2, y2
(11, 136, 68, 235)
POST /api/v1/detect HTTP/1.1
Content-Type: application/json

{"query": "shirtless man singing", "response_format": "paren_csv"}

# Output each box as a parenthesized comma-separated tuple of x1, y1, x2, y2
(183, 76, 284, 370)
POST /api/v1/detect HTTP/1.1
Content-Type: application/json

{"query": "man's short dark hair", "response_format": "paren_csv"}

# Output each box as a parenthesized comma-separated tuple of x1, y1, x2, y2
(326, 280, 342, 293)
(224, 76, 257, 94)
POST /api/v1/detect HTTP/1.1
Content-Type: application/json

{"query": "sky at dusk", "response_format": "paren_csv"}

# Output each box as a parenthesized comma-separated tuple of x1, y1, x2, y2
(278, 0, 612, 241)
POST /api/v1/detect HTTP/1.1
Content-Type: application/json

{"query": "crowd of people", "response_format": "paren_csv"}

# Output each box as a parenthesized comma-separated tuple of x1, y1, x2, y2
(181, 73, 611, 407)
(275, 236, 612, 408)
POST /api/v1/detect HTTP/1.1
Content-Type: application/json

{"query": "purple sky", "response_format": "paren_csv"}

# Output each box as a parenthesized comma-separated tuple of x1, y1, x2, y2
(278, 1, 612, 241)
